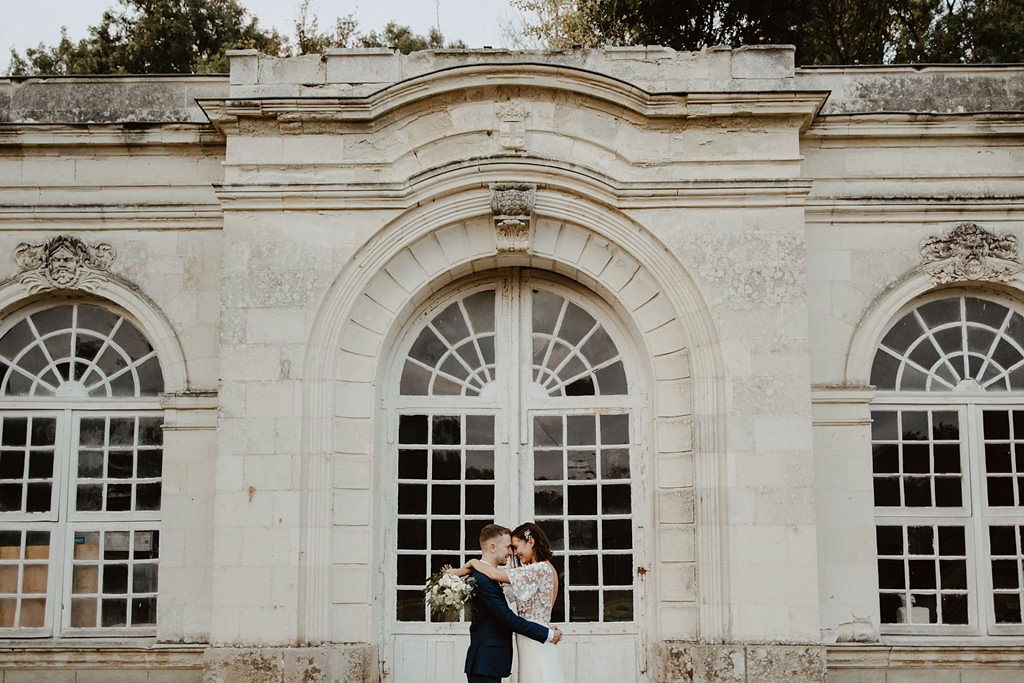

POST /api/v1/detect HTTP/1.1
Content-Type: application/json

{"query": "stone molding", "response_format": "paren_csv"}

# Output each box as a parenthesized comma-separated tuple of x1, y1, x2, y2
(921, 222, 1021, 284)
(810, 385, 875, 427)
(827, 644, 1024, 669)
(0, 644, 204, 669)
(160, 391, 219, 431)
(14, 234, 117, 294)
(490, 182, 536, 253)
(198, 63, 827, 132)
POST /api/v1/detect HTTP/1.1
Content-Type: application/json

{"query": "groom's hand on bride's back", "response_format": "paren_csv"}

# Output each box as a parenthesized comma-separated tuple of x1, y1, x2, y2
(551, 626, 563, 644)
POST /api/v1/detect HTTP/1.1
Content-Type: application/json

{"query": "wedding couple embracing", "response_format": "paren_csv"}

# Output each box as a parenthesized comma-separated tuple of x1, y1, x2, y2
(447, 522, 565, 683)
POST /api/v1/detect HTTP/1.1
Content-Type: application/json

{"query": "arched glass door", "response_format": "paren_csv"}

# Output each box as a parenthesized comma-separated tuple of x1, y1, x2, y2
(387, 270, 645, 682)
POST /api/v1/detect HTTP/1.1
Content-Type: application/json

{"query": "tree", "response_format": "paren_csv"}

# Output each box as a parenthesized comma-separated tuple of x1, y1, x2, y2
(7, 0, 468, 75)
(8, 0, 285, 75)
(505, 0, 600, 49)
(359, 22, 467, 52)
(507, 0, 1024, 64)
(292, 0, 357, 54)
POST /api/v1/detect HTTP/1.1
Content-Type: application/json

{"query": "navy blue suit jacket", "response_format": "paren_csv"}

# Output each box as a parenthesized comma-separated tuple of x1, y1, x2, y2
(464, 568, 549, 678)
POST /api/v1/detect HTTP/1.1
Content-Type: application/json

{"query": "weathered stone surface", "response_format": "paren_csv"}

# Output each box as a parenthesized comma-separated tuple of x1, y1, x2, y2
(746, 645, 826, 682)
(655, 643, 826, 682)
(0, 75, 226, 123)
(202, 646, 377, 683)
(797, 65, 1024, 114)
(655, 643, 745, 682)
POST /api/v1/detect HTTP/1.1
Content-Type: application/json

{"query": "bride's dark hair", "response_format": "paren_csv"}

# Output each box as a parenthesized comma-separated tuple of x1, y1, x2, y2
(511, 522, 553, 562)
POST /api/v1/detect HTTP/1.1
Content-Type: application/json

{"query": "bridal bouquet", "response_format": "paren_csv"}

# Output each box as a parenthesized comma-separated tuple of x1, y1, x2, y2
(424, 566, 476, 620)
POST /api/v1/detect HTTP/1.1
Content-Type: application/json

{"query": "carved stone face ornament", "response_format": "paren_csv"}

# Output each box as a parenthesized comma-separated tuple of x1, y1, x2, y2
(921, 223, 1021, 285)
(47, 244, 83, 287)
(13, 235, 117, 294)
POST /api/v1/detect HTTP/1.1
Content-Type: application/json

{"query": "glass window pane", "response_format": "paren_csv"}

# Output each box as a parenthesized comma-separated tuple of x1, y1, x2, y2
(569, 590, 598, 622)
(603, 590, 633, 622)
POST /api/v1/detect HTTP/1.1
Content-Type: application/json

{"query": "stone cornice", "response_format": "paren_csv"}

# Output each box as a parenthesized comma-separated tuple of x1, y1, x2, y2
(0, 204, 224, 230)
(212, 175, 814, 211)
(805, 113, 1024, 140)
(211, 158, 813, 211)
(197, 63, 828, 133)
(0, 123, 223, 147)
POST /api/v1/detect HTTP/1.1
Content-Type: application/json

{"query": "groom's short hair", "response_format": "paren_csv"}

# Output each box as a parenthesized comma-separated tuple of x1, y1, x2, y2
(479, 524, 511, 547)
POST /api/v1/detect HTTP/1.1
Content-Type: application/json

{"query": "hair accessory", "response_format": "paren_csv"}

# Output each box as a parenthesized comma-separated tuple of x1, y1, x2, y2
(523, 528, 532, 540)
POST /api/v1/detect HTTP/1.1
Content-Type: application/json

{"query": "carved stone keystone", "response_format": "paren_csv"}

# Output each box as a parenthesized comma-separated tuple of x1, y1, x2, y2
(490, 183, 536, 254)
(921, 222, 1021, 284)
(14, 235, 117, 294)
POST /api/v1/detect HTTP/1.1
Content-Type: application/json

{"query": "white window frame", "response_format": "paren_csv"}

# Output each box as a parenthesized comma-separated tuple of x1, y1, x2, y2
(874, 394, 1024, 637)
(383, 269, 648, 638)
(0, 406, 162, 639)
(0, 302, 164, 639)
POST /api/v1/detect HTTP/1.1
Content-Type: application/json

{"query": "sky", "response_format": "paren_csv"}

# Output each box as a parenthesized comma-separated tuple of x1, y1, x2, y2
(0, 0, 518, 67)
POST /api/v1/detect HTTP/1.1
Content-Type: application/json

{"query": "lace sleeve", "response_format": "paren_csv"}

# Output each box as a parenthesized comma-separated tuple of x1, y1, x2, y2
(505, 561, 550, 608)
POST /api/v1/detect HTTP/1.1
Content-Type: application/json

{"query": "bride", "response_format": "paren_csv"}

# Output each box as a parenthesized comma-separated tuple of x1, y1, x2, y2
(451, 522, 565, 682)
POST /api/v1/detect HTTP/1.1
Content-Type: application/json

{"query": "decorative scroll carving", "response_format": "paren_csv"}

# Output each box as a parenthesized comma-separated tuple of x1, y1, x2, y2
(921, 223, 1021, 284)
(490, 183, 536, 254)
(14, 235, 117, 293)
(497, 101, 528, 151)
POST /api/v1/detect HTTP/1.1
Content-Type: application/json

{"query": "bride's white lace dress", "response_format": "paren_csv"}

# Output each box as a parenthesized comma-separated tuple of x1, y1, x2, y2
(505, 561, 565, 682)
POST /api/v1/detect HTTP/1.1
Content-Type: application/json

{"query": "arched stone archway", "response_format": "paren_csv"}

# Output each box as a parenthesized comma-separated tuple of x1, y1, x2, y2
(298, 179, 728, 658)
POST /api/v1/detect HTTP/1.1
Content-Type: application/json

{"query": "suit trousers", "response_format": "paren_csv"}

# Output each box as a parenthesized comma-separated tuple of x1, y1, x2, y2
(466, 675, 500, 683)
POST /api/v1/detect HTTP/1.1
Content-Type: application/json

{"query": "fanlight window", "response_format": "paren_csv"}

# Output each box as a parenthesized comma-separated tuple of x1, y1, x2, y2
(400, 290, 496, 396)
(871, 296, 1024, 391)
(0, 305, 163, 398)
(532, 290, 627, 397)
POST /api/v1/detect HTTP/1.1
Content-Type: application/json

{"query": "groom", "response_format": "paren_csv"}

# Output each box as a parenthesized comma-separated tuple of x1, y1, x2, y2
(465, 524, 562, 683)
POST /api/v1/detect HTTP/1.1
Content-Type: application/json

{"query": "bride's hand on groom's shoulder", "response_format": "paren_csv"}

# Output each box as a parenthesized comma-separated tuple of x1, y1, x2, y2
(444, 563, 471, 577)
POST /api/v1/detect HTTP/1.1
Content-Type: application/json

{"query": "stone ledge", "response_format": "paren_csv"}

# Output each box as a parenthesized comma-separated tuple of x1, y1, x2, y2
(0, 643, 204, 668)
(827, 644, 1024, 668)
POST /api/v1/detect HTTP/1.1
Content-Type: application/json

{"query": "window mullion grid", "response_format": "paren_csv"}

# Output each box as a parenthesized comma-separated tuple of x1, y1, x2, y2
(873, 401, 975, 634)
(974, 403, 1024, 634)
(63, 411, 161, 637)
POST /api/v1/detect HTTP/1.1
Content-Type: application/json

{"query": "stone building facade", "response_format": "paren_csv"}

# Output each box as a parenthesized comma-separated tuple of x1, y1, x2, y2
(0, 46, 1022, 681)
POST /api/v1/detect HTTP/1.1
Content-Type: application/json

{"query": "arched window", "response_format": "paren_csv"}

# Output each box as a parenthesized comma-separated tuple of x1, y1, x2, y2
(391, 271, 639, 626)
(0, 303, 163, 637)
(871, 294, 1024, 635)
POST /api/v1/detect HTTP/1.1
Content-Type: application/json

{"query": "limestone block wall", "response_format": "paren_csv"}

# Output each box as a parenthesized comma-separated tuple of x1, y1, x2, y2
(801, 69, 1024, 646)
(0, 91, 226, 644)
(200, 46, 828, 661)
(646, 202, 820, 641)
(210, 205, 392, 644)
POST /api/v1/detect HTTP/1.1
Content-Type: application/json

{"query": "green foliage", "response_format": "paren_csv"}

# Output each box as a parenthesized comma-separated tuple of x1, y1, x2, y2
(359, 22, 467, 52)
(510, 0, 1024, 64)
(292, 0, 358, 54)
(8, 0, 285, 75)
(7, 0, 467, 76)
